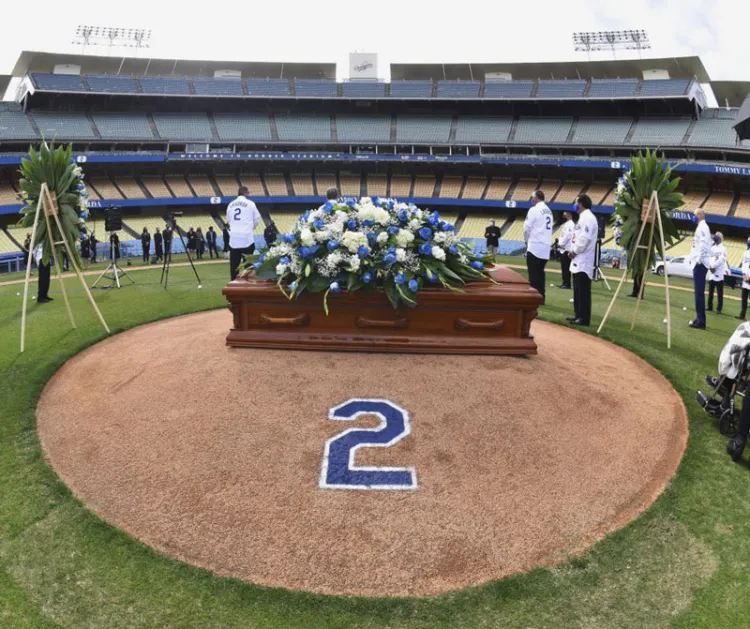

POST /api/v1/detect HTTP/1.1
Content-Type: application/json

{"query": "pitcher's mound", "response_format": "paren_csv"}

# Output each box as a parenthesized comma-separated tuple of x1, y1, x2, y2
(37, 310, 687, 597)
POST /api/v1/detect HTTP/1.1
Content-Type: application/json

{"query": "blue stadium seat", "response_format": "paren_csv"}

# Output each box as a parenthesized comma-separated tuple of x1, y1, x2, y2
(341, 81, 386, 97)
(571, 118, 633, 144)
(396, 116, 451, 143)
(628, 117, 691, 145)
(437, 80, 481, 98)
(31, 73, 87, 92)
(389, 80, 433, 98)
(336, 115, 391, 142)
(192, 77, 244, 96)
(687, 118, 739, 147)
(213, 113, 272, 141)
(275, 114, 331, 142)
(31, 111, 94, 140)
(138, 76, 191, 95)
(151, 113, 213, 140)
(294, 79, 338, 97)
(483, 80, 534, 98)
(85, 74, 139, 94)
(536, 80, 587, 98)
(92, 113, 154, 140)
(0, 110, 37, 140)
(587, 79, 638, 98)
(638, 79, 691, 97)
(246, 78, 290, 96)
(454, 117, 512, 144)
(513, 117, 573, 144)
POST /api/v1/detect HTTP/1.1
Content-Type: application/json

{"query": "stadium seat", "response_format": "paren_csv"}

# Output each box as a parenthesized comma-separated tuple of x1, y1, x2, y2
(290, 173, 315, 196)
(92, 113, 154, 140)
(0, 181, 19, 205)
(245, 78, 290, 96)
(239, 173, 266, 196)
(31, 111, 94, 140)
(213, 113, 272, 142)
(536, 80, 587, 98)
(511, 179, 540, 202)
(336, 115, 391, 143)
(396, 116, 451, 144)
(679, 189, 709, 211)
(461, 178, 487, 199)
(586, 183, 613, 205)
(484, 178, 511, 200)
(0, 229, 21, 254)
(513, 118, 572, 144)
(189, 175, 217, 197)
(138, 75, 191, 95)
(192, 77, 243, 96)
(31, 73, 87, 92)
(629, 118, 691, 146)
(483, 80, 534, 98)
(554, 181, 584, 204)
(341, 82, 385, 97)
(587, 79, 639, 98)
(85, 74, 139, 94)
(389, 175, 413, 198)
(702, 191, 735, 216)
(687, 118, 739, 148)
(454, 117, 512, 144)
(91, 177, 124, 200)
(215, 175, 241, 197)
(339, 174, 361, 197)
(165, 176, 193, 198)
(275, 114, 331, 142)
(263, 174, 288, 196)
(294, 79, 337, 97)
(735, 195, 750, 220)
(389, 80, 433, 98)
(365, 174, 388, 197)
(439, 177, 463, 198)
(638, 79, 691, 97)
(117, 178, 147, 199)
(458, 215, 504, 238)
(315, 173, 337, 196)
(571, 118, 633, 145)
(151, 113, 213, 141)
(412, 176, 436, 198)
(503, 218, 526, 241)
(0, 109, 37, 140)
(436, 80, 481, 98)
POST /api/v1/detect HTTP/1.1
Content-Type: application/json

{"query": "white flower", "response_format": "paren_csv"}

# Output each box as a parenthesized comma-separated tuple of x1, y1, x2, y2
(341, 231, 368, 253)
(407, 219, 421, 232)
(360, 197, 371, 204)
(348, 256, 361, 271)
(433, 232, 449, 244)
(396, 248, 406, 262)
(415, 209, 423, 219)
(275, 263, 288, 275)
(396, 230, 414, 247)
(268, 243, 293, 258)
(432, 246, 446, 261)
(300, 229, 315, 246)
(377, 232, 389, 244)
(334, 210, 348, 222)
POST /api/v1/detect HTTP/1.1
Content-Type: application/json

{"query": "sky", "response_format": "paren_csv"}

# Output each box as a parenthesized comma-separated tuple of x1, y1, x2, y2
(0, 0, 747, 82)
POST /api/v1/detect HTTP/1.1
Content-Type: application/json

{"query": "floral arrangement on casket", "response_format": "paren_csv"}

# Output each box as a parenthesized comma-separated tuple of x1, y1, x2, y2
(17, 141, 90, 265)
(612, 150, 683, 283)
(245, 197, 495, 311)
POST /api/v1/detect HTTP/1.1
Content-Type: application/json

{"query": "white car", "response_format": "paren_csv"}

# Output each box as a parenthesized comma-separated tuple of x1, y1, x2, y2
(653, 256, 693, 279)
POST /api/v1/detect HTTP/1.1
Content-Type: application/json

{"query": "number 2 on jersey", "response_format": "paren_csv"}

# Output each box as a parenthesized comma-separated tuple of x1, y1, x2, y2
(545, 216, 551, 230)
(233, 208, 241, 220)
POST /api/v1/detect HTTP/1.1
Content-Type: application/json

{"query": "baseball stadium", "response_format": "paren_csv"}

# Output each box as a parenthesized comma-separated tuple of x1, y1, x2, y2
(1, 20, 750, 629)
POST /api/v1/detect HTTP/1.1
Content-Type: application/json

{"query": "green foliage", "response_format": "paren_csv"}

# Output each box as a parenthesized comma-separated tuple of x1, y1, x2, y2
(614, 150, 683, 282)
(16, 142, 86, 266)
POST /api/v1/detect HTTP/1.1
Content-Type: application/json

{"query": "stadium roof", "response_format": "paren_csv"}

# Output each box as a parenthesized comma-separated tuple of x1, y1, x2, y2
(10, 51, 336, 79)
(0, 75, 11, 96)
(390, 56, 711, 82)
(711, 81, 750, 108)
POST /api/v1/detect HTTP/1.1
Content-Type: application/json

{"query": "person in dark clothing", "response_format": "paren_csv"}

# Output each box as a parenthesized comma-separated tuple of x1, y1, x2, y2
(34, 246, 52, 303)
(222, 223, 230, 258)
(154, 227, 164, 262)
(110, 233, 120, 260)
(484, 220, 500, 259)
(80, 234, 90, 269)
(141, 227, 151, 263)
(196, 227, 205, 260)
(326, 187, 339, 201)
(89, 233, 98, 264)
(186, 227, 197, 259)
(163, 226, 173, 260)
(23, 233, 31, 255)
(61, 249, 69, 272)
(630, 274, 646, 300)
(206, 226, 218, 259)
(264, 221, 279, 249)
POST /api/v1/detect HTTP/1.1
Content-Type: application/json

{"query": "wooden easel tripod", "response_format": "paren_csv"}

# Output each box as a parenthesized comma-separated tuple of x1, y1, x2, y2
(597, 190, 672, 349)
(20, 183, 110, 352)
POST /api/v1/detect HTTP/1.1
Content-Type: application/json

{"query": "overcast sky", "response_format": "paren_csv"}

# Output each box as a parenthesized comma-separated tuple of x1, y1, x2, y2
(0, 0, 746, 82)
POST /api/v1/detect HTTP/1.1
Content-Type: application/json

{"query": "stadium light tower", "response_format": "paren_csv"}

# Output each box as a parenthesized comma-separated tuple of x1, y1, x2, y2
(72, 25, 152, 56)
(572, 30, 651, 60)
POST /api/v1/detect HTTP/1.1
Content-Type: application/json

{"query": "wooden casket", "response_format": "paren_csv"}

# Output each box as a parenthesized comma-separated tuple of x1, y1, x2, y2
(222, 266, 543, 355)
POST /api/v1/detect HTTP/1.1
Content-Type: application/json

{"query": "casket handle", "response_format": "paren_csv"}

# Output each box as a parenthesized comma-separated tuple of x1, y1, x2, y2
(455, 319, 505, 330)
(259, 314, 310, 326)
(356, 316, 408, 329)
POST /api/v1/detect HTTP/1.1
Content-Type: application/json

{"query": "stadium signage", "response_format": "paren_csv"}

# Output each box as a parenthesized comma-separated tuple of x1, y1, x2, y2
(667, 211, 694, 221)
(714, 165, 750, 176)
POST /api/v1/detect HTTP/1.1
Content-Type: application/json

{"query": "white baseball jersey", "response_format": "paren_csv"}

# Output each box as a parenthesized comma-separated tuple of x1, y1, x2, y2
(741, 249, 750, 290)
(570, 209, 598, 279)
(689, 219, 711, 268)
(226, 195, 261, 249)
(708, 243, 728, 282)
(558, 219, 575, 253)
(523, 201, 553, 260)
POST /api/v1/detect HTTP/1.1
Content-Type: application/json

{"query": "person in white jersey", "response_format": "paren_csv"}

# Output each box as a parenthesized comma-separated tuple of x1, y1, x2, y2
(737, 236, 750, 321)
(566, 194, 598, 327)
(523, 189, 553, 302)
(707, 231, 728, 315)
(688, 208, 711, 329)
(557, 210, 575, 289)
(226, 186, 262, 280)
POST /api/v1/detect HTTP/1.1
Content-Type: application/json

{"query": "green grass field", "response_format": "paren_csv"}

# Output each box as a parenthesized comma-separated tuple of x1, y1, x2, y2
(1, 259, 750, 628)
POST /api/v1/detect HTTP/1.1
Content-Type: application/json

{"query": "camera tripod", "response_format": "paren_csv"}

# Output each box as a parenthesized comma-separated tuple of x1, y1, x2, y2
(593, 239, 611, 291)
(160, 217, 201, 289)
(91, 231, 135, 289)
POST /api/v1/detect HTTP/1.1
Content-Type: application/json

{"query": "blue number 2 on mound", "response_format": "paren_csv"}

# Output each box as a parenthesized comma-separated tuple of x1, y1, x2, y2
(320, 399, 417, 490)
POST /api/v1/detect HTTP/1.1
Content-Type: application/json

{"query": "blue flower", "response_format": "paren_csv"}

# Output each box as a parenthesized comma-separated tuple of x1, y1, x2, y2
(313, 218, 325, 229)
(363, 219, 374, 227)
(408, 279, 419, 292)
(303, 210, 310, 220)
(419, 243, 433, 256)
(419, 227, 433, 240)
(279, 256, 290, 265)
(330, 281, 341, 292)
(397, 208, 409, 222)
(388, 225, 400, 236)
(387, 200, 395, 210)
(323, 201, 334, 212)
(424, 270, 438, 283)
(299, 246, 313, 259)
(428, 213, 440, 226)
(289, 280, 297, 292)
(395, 273, 406, 285)
(253, 262, 261, 270)
(443, 223, 454, 232)
(346, 199, 356, 208)
(471, 261, 484, 270)
(283, 233, 295, 243)
(362, 272, 373, 283)
(357, 245, 370, 259)
(449, 244, 458, 255)
(76, 183, 85, 190)
(388, 246, 396, 253)
(347, 219, 358, 230)
(372, 196, 381, 205)
(384, 253, 397, 265)
(259, 253, 266, 262)
(367, 232, 377, 246)
(327, 240, 339, 251)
